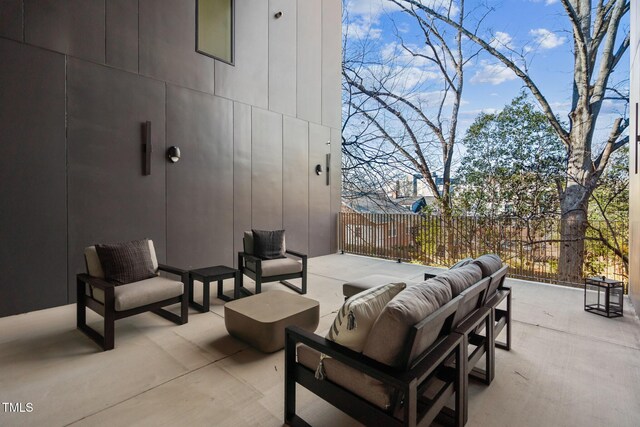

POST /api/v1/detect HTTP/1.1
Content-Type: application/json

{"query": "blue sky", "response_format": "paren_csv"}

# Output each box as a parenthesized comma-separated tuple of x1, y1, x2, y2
(343, 0, 630, 154)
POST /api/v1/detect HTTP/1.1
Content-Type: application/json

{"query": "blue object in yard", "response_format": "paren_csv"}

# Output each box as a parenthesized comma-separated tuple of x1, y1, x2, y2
(411, 197, 426, 213)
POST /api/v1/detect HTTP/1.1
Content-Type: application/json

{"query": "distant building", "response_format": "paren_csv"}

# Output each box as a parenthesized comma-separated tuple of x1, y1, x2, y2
(341, 199, 415, 252)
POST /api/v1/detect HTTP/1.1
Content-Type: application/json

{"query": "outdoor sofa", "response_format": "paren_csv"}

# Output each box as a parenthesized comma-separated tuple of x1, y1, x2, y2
(284, 254, 509, 426)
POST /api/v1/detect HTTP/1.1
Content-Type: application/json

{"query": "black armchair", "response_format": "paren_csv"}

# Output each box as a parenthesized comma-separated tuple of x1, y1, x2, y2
(76, 240, 189, 351)
(237, 231, 307, 295)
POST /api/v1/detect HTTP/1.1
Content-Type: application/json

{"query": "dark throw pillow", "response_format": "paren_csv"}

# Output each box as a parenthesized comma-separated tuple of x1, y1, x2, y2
(252, 229, 286, 260)
(95, 239, 156, 284)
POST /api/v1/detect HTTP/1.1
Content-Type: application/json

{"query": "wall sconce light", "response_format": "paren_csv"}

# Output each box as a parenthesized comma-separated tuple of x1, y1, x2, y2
(274, 11, 283, 19)
(315, 164, 323, 175)
(142, 121, 152, 175)
(326, 153, 331, 186)
(167, 146, 181, 163)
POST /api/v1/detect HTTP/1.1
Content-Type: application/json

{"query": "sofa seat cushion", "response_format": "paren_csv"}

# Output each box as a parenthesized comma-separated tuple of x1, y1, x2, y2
(92, 276, 183, 311)
(327, 282, 405, 352)
(247, 257, 302, 277)
(363, 280, 452, 368)
(342, 274, 401, 299)
(473, 254, 502, 278)
(297, 345, 393, 410)
(429, 264, 483, 297)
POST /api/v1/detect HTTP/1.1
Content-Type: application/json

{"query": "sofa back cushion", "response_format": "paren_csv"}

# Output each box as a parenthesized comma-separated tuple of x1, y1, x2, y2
(429, 264, 482, 297)
(252, 229, 286, 259)
(473, 254, 502, 278)
(450, 257, 474, 270)
(94, 239, 157, 284)
(362, 280, 451, 368)
(327, 282, 406, 352)
(85, 239, 158, 280)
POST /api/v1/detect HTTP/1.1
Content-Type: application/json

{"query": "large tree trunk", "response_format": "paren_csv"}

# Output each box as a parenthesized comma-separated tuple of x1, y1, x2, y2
(557, 110, 593, 284)
(558, 203, 588, 284)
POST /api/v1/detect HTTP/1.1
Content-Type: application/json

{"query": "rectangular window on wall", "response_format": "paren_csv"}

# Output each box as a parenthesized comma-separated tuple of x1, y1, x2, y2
(196, 0, 234, 65)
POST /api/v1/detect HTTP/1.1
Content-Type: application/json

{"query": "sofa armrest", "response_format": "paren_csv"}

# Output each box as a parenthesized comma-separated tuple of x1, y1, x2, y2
(286, 326, 405, 388)
(76, 274, 115, 290)
(423, 272, 437, 280)
(285, 249, 307, 260)
(453, 307, 491, 336)
(287, 326, 464, 390)
(485, 288, 510, 309)
(398, 332, 464, 385)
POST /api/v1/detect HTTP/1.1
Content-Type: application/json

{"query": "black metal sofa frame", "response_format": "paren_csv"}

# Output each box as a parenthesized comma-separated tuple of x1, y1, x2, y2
(483, 265, 511, 351)
(76, 264, 189, 351)
(285, 296, 466, 427)
(426, 264, 511, 352)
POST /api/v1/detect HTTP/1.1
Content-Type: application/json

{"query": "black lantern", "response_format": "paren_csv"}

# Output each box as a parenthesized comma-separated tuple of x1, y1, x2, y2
(584, 276, 624, 318)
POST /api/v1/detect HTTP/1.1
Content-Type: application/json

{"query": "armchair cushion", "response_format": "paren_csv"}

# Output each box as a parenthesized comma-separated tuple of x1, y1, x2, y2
(327, 282, 406, 352)
(363, 280, 451, 368)
(95, 239, 156, 284)
(473, 254, 502, 278)
(252, 229, 286, 259)
(247, 257, 302, 277)
(92, 276, 183, 311)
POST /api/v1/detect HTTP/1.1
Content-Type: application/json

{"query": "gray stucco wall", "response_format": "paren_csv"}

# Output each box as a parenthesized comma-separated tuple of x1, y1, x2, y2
(0, 0, 342, 317)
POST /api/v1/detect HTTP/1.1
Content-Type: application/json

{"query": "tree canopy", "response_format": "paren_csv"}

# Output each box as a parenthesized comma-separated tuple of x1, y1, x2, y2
(456, 94, 566, 219)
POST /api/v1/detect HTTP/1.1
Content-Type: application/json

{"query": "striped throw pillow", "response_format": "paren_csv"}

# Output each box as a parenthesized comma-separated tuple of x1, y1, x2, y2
(327, 282, 406, 352)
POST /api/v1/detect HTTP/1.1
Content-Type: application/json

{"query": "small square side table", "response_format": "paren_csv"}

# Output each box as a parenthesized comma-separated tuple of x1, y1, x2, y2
(584, 276, 624, 318)
(189, 265, 242, 312)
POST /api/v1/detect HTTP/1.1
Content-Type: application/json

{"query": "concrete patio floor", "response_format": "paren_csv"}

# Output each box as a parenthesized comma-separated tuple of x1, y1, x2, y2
(1, 253, 639, 426)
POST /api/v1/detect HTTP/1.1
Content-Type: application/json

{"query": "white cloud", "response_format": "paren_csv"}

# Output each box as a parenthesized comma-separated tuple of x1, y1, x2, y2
(489, 31, 514, 50)
(345, 0, 403, 20)
(345, 0, 459, 20)
(530, 28, 566, 49)
(471, 61, 517, 85)
(461, 108, 499, 116)
(530, 0, 559, 4)
(381, 41, 446, 70)
(343, 19, 383, 40)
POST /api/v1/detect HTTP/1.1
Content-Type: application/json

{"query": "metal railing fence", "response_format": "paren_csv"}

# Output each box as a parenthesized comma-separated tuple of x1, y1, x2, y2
(338, 212, 628, 289)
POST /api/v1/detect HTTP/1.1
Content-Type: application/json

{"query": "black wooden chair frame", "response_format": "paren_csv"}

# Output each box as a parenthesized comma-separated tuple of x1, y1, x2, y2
(285, 297, 466, 427)
(76, 264, 189, 351)
(237, 249, 307, 295)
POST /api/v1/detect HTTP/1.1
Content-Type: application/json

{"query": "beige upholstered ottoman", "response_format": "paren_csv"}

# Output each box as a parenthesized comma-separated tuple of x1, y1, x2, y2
(224, 290, 319, 353)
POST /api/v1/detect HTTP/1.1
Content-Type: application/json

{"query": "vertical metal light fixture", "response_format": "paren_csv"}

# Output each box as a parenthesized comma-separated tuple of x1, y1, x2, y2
(142, 121, 152, 176)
